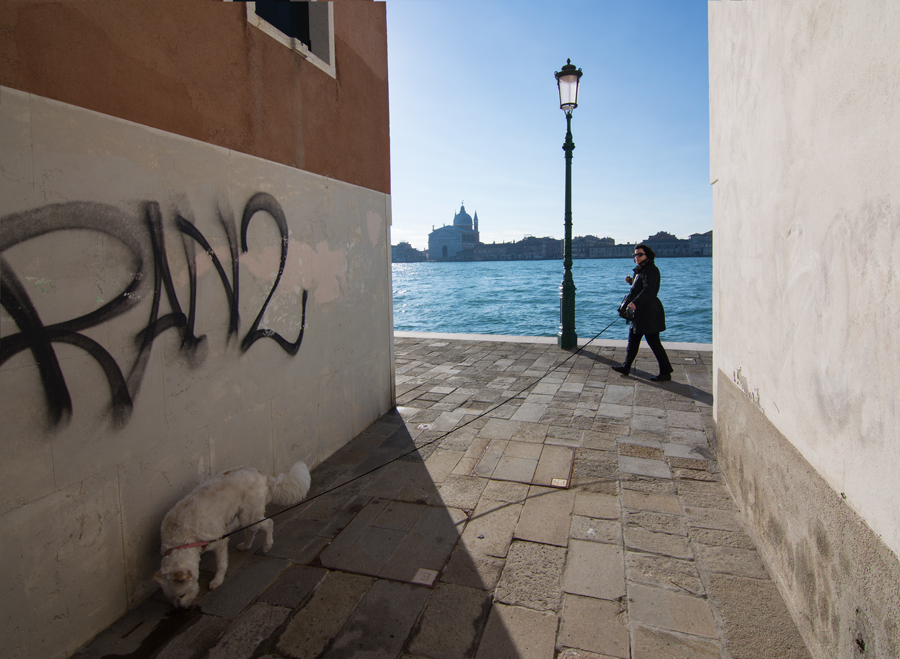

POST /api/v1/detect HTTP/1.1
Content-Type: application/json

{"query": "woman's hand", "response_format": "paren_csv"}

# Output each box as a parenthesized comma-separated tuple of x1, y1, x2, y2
(625, 276, 633, 285)
(627, 302, 636, 312)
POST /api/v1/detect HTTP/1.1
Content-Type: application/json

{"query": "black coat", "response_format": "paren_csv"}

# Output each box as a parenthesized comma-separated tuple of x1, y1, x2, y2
(624, 261, 666, 334)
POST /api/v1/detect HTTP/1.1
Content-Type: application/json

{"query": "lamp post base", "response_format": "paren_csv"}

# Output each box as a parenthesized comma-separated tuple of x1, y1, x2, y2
(558, 276, 577, 349)
(558, 332, 578, 350)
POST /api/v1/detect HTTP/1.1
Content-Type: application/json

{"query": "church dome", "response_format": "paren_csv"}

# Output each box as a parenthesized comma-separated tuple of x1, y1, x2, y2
(453, 204, 473, 229)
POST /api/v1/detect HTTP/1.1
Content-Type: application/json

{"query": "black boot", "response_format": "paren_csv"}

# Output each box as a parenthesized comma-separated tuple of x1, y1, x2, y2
(645, 333, 672, 382)
(615, 330, 640, 377)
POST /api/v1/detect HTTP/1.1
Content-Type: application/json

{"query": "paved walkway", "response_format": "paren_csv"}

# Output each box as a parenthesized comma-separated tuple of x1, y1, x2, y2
(74, 335, 812, 659)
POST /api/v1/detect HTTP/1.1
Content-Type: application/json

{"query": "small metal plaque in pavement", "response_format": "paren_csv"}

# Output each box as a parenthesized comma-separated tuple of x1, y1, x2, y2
(411, 568, 439, 586)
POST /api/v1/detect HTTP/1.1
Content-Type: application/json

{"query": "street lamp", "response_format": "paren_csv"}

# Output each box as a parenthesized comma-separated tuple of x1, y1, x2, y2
(555, 59, 582, 349)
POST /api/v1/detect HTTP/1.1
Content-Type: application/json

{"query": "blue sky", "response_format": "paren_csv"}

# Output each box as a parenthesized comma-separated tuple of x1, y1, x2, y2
(385, 0, 712, 251)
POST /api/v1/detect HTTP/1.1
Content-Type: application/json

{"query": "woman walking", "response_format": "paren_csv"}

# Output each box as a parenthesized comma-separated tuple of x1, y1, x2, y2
(612, 244, 674, 381)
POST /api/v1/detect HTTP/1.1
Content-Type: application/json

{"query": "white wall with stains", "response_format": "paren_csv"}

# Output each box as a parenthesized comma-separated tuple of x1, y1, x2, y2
(710, 3, 900, 654)
(710, 0, 899, 559)
(710, 3, 899, 653)
(0, 87, 394, 658)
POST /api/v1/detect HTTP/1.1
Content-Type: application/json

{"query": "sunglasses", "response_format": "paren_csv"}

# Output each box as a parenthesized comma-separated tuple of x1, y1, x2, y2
(633, 253, 646, 258)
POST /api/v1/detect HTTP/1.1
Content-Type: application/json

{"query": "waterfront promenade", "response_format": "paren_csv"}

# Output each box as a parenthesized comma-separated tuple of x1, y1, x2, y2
(73, 333, 811, 659)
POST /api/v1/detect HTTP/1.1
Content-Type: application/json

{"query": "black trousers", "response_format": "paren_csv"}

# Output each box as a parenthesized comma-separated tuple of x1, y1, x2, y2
(624, 329, 673, 375)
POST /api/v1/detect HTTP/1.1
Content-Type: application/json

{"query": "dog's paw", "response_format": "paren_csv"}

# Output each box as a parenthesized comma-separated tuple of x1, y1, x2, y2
(236, 541, 252, 551)
(209, 576, 224, 590)
(262, 541, 273, 553)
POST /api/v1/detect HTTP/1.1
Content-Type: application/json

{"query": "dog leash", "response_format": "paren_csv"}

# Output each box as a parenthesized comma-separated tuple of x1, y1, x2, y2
(179, 316, 625, 551)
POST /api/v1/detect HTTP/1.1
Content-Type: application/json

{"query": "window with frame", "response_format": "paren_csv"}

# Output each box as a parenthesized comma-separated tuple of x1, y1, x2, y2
(242, 1, 335, 78)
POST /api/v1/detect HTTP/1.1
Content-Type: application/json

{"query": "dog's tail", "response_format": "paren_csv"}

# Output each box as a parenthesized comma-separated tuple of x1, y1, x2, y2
(267, 461, 311, 506)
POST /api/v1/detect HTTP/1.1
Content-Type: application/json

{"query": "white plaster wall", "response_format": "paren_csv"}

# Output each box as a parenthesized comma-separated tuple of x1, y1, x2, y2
(709, 1, 899, 556)
(0, 87, 394, 659)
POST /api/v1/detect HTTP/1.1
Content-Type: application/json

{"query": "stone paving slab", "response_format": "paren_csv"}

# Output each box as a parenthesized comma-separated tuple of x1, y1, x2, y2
(573, 491, 619, 519)
(630, 625, 722, 659)
(380, 506, 468, 582)
(570, 515, 622, 544)
(319, 580, 431, 659)
(562, 539, 626, 600)
(332, 524, 408, 575)
(475, 602, 558, 659)
(264, 516, 331, 562)
(199, 555, 290, 619)
(627, 582, 717, 638)
(276, 572, 374, 658)
(696, 543, 770, 579)
(492, 453, 539, 483)
(689, 526, 758, 550)
(460, 496, 522, 559)
(317, 499, 387, 568)
(707, 573, 813, 659)
(618, 455, 672, 479)
(69, 598, 174, 659)
(155, 615, 232, 659)
(259, 565, 327, 608)
(624, 526, 693, 559)
(626, 509, 689, 535)
(472, 439, 507, 477)
(360, 460, 445, 505)
(73, 336, 812, 659)
(622, 488, 682, 514)
(558, 594, 630, 658)
(495, 540, 567, 610)
(556, 650, 620, 659)
(533, 444, 576, 487)
(437, 474, 486, 510)
(514, 487, 575, 546)
(207, 603, 290, 659)
(482, 478, 529, 504)
(684, 504, 744, 532)
(626, 552, 706, 597)
(406, 583, 492, 659)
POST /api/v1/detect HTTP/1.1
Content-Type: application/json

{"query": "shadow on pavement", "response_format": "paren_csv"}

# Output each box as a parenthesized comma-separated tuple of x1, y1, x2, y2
(73, 409, 523, 659)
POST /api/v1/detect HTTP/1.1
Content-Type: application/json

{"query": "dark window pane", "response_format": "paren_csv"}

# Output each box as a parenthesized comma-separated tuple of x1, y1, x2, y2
(255, 1, 311, 47)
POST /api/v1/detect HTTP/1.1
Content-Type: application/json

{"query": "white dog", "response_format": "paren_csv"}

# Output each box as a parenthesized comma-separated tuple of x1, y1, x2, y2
(155, 461, 311, 608)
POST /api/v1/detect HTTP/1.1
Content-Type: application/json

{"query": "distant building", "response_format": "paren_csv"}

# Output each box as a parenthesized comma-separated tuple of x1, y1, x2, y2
(472, 236, 561, 260)
(572, 235, 612, 259)
(422, 210, 711, 261)
(689, 230, 713, 256)
(590, 242, 636, 258)
(428, 203, 480, 260)
(643, 231, 689, 257)
(391, 242, 426, 263)
(586, 232, 713, 258)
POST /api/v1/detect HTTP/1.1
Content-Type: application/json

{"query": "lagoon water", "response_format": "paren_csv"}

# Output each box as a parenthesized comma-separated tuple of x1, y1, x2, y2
(392, 258, 712, 344)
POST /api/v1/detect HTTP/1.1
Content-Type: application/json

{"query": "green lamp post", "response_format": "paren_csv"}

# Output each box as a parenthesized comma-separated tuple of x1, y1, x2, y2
(556, 59, 583, 349)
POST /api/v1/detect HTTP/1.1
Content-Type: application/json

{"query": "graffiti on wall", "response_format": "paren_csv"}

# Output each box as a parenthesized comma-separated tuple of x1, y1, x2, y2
(0, 192, 309, 428)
